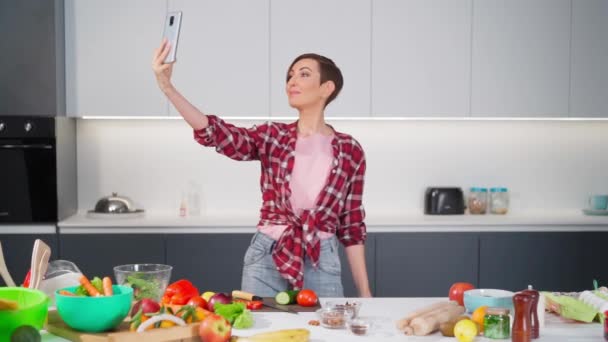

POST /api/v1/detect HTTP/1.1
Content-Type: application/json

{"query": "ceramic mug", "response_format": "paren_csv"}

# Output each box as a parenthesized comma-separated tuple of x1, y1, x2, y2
(588, 195, 608, 210)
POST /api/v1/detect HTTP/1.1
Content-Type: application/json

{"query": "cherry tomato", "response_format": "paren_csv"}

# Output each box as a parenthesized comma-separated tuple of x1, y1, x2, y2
(296, 289, 318, 307)
(187, 296, 208, 309)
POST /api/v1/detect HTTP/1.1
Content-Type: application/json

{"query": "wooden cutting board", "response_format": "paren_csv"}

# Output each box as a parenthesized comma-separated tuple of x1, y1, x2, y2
(256, 297, 321, 313)
(46, 310, 199, 342)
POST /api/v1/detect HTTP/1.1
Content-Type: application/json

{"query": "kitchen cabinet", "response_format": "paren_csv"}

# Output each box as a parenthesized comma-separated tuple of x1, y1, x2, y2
(338, 234, 375, 297)
(371, 0, 472, 117)
(0, 0, 65, 117)
(580, 232, 608, 287)
(64, 0, 167, 117)
(479, 232, 585, 292)
(471, 0, 571, 117)
(270, 0, 371, 117)
(375, 233, 479, 297)
(167, 0, 269, 117)
(569, 0, 608, 117)
(59, 234, 165, 278)
(166, 234, 252, 293)
(0, 234, 58, 286)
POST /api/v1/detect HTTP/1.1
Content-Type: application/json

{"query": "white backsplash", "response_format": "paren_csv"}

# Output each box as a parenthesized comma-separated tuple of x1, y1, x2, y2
(76, 119, 608, 221)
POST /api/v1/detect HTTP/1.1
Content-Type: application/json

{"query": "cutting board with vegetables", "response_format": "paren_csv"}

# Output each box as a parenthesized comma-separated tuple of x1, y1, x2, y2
(256, 297, 320, 313)
(46, 310, 200, 342)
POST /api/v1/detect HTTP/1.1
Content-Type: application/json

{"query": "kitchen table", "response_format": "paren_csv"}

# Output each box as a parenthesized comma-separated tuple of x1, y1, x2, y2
(42, 297, 604, 341)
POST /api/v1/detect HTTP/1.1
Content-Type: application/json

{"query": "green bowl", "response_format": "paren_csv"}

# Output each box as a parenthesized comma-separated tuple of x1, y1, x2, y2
(0, 287, 49, 341)
(56, 285, 133, 332)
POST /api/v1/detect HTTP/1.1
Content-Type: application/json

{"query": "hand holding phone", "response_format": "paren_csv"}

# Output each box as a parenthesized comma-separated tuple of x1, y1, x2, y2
(162, 11, 182, 63)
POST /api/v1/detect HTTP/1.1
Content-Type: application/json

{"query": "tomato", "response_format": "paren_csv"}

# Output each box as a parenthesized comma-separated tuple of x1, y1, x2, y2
(247, 300, 264, 310)
(187, 296, 208, 310)
(448, 282, 475, 306)
(296, 289, 318, 307)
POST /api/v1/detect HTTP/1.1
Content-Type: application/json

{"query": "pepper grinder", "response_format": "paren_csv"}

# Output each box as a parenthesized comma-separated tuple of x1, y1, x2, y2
(512, 292, 532, 342)
(521, 286, 540, 338)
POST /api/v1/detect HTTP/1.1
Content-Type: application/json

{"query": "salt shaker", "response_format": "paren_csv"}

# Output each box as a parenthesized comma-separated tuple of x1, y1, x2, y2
(512, 292, 532, 342)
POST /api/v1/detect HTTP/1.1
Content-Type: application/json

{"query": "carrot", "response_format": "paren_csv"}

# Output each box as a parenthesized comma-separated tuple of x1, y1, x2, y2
(59, 290, 76, 297)
(79, 275, 101, 297)
(103, 276, 113, 296)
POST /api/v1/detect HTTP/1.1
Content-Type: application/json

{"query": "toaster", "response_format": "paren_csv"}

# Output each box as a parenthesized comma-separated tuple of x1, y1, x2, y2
(424, 187, 465, 215)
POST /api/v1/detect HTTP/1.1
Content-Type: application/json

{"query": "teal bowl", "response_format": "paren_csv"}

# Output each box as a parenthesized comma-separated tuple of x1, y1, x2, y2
(56, 285, 133, 332)
(0, 287, 49, 341)
(463, 289, 514, 313)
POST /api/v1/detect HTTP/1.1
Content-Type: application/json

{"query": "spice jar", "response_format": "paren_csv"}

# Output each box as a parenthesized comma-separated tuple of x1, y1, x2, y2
(490, 188, 509, 214)
(484, 307, 510, 339)
(468, 187, 488, 214)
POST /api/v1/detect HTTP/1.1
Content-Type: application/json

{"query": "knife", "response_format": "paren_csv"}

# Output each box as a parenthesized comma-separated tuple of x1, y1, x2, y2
(232, 290, 299, 314)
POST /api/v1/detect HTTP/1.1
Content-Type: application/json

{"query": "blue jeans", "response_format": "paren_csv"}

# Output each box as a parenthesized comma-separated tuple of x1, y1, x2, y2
(241, 231, 344, 297)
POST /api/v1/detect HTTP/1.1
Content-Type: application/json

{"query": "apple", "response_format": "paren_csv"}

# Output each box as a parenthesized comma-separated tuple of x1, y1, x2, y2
(198, 314, 231, 342)
(449, 282, 475, 306)
(130, 298, 161, 317)
(207, 292, 232, 312)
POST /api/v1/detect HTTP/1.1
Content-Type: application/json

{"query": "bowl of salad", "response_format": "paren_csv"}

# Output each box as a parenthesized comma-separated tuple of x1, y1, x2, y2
(113, 264, 172, 302)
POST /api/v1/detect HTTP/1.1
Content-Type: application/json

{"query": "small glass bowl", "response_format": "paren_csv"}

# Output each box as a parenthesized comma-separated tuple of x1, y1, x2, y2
(324, 300, 362, 319)
(316, 307, 347, 329)
(346, 317, 372, 336)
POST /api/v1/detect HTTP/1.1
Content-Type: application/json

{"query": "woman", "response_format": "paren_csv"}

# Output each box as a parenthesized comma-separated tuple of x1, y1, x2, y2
(152, 39, 371, 298)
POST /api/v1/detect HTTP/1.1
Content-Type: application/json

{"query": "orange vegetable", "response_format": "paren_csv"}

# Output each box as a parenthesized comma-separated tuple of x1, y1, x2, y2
(79, 275, 101, 297)
(58, 290, 76, 297)
(103, 277, 113, 296)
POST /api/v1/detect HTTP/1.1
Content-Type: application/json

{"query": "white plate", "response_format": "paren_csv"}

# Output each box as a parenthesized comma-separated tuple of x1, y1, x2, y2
(582, 208, 608, 216)
(86, 210, 145, 219)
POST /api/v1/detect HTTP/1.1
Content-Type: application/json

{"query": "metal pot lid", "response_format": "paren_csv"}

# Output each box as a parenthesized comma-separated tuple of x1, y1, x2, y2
(93, 192, 138, 213)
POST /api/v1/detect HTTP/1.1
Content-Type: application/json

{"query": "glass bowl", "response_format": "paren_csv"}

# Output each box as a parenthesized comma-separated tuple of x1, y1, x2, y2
(346, 317, 373, 336)
(113, 264, 172, 302)
(324, 300, 362, 319)
(316, 307, 347, 329)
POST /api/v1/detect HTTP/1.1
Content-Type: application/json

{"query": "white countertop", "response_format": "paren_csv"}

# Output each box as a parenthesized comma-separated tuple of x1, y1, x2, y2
(42, 297, 604, 342)
(51, 210, 608, 234)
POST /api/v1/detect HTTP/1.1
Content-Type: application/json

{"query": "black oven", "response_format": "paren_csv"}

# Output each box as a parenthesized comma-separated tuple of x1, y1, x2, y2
(0, 117, 64, 223)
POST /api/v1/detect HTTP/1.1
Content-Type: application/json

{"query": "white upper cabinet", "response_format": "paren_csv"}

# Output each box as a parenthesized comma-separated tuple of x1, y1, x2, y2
(471, 0, 571, 117)
(65, 0, 168, 117)
(372, 0, 472, 117)
(270, 0, 371, 117)
(570, 0, 608, 117)
(168, 0, 269, 117)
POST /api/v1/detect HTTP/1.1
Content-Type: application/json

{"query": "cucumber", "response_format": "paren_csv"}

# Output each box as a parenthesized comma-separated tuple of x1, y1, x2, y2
(275, 290, 300, 305)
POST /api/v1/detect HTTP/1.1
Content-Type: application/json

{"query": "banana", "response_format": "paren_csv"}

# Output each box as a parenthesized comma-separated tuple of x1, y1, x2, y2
(230, 328, 310, 342)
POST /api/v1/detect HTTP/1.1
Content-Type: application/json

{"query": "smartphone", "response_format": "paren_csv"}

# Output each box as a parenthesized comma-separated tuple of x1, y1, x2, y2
(162, 11, 182, 63)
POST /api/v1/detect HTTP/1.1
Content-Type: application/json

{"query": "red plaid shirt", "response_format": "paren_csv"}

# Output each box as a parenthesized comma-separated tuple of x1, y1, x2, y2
(194, 115, 367, 289)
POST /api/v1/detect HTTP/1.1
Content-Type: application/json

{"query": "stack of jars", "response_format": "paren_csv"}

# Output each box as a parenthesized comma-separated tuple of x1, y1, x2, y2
(468, 187, 509, 215)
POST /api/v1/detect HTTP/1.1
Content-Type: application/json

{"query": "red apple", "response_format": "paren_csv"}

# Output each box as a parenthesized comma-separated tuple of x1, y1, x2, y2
(130, 298, 161, 317)
(449, 282, 475, 306)
(198, 314, 231, 342)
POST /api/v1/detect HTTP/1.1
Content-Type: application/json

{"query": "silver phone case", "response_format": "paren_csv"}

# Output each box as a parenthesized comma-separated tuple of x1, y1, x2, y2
(162, 11, 182, 63)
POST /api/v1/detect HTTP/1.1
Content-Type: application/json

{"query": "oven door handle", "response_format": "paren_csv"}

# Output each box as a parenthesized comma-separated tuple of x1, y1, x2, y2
(0, 144, 53, 149)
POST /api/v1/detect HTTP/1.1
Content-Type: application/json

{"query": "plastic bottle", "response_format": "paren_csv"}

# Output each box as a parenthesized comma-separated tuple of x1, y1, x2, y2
(521, 286, 540, 339)
(512, 292, 532, 342)
(187, 180, 201, 216)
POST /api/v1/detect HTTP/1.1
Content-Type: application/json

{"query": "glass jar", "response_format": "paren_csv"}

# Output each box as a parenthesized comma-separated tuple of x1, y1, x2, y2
(490, 188, 509, 214)
(468, 187, 488, 214)
(484, 307, 510, 339)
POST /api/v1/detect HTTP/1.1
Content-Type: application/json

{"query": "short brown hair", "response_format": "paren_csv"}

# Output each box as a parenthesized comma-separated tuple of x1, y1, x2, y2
(286, 53, 344, 107)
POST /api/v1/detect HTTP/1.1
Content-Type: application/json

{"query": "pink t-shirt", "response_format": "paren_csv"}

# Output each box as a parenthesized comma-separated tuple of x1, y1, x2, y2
(259, 133, 335, 240)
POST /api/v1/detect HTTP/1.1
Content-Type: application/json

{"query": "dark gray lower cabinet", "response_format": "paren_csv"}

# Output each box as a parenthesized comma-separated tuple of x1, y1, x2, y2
(375, 233, 479, 297)
(479, 232, 585, 292)
(0, 234, 58, 286)
(166, 234, 252, 293)
(60, 234, 165, 278)
(338, 234, 375, 297)
(581, 232, 608, 286)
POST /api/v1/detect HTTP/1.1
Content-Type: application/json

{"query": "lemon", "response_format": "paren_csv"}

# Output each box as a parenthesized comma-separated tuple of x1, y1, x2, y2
(454, 319, 478, 342)
(202, 291, 215, 301)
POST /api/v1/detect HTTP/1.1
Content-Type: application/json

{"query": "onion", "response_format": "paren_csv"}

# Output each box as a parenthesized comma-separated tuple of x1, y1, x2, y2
(136, 314, 186, 333)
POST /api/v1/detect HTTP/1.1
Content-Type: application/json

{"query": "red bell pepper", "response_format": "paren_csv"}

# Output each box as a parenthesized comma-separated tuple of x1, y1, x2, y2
(23, 270, 31, 288)
(162, 279, 199, 305)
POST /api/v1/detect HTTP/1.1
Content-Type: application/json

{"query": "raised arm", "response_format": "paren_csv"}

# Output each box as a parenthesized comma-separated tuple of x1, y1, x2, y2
(152, 39, 208, 130)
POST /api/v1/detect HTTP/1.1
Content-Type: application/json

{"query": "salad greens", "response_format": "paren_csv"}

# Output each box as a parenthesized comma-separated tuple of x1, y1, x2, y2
(214, 302, 254, 329)
(126, 273, 161, 301)
(75, 276, 103, 296)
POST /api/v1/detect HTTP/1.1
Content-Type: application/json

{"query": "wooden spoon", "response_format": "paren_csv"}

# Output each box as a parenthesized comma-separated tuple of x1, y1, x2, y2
(28, 239, 51, 290)
(0, 241, 16, 287)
